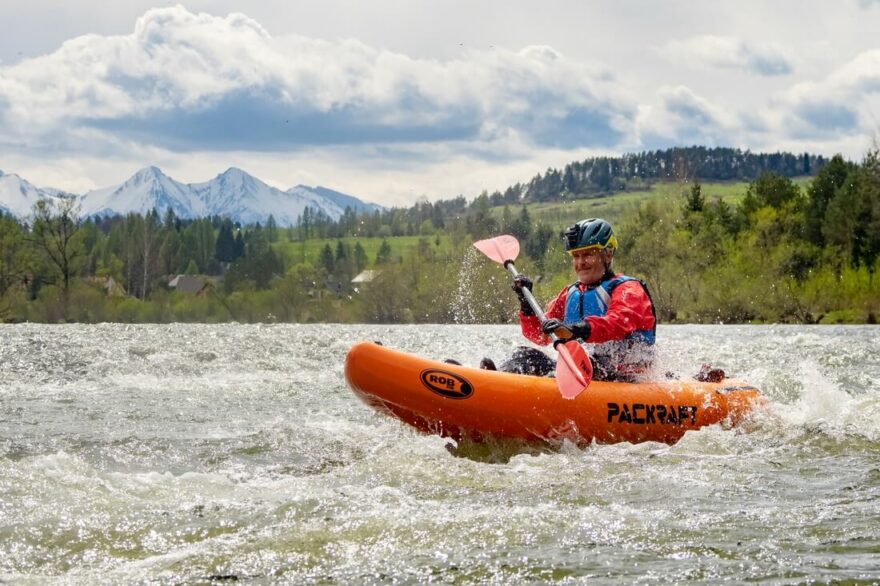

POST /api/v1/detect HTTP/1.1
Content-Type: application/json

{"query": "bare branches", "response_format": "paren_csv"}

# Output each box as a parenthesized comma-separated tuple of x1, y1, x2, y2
(30, 197, 84, 316)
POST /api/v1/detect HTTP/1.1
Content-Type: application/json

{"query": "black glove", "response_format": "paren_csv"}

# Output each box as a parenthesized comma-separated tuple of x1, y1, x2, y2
(541, 318, 591, 341)
(512, 274, 534, 316)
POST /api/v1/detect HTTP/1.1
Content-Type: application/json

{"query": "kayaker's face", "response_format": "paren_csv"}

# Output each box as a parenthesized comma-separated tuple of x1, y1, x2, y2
(571, 247, 611, 285)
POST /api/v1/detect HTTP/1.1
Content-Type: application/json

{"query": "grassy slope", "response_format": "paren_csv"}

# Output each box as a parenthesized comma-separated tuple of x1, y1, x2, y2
(274, 179, 810, 268)
(501, 180, 755, 226)
(274, 234, 454, 268)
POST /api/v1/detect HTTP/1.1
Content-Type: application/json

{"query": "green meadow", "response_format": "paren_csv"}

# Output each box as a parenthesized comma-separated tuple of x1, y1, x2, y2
(289, 181, 757, 268)
(274, 234, 455, 268)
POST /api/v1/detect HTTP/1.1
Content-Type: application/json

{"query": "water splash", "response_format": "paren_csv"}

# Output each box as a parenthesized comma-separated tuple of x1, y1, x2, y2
(452, 246, 483, 324)
(773, 360, 880, 442)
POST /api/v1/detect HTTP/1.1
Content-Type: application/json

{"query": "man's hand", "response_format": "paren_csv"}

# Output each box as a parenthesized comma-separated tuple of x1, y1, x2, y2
(541, 318, 591, 341)
(512, 274, 534, 315)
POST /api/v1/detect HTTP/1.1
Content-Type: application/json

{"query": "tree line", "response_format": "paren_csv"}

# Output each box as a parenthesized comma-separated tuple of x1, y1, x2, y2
(617, 151, 880, 323)
(523, 145, 825, 202)
(0, 147, 876, 324)
(296, 146, 829, 241)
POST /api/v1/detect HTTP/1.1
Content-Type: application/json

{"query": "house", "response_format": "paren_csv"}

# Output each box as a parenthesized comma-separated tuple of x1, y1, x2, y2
(351, 270, 379, 283)
(168, 275, 208, 295)
(324, 279, 345, 296)
(104, 276, 127, 297)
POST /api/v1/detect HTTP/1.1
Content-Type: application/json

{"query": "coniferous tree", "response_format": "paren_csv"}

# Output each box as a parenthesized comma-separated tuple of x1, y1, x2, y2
(823, 156, 880, 269)
(510, 206, 532, 241)
(563, 165, 577, 194)
(684, 182, 705, 213)
(862, 148, 880, 268)
(375, 239, 392, 264)
(233, 231, 245, 260)
(266, 214, 279, 242)
(180, 219, 217, 274)
(525, 224, 555, 269)
(300, 207, 312, 240)
(466, 192, 498, 238)
(711, 198, 738, 235)
(0, 213, 29, 316)
(591, 160, 612, 192)
(140, 209, 161, 299)
(354, 242, 368, 272)
(158, 229, 182, 275)
(500, 205, 513, 233)
(319, 244, 335, 274)
(163, 207, 178, 231)
(215, 222, 236, 263)
(805, 155, 854, 246)
(120, 214, 143, 297)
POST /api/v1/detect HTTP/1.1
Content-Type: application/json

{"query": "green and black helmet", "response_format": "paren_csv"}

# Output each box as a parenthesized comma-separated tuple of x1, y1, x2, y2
(563, 218, 618, 253)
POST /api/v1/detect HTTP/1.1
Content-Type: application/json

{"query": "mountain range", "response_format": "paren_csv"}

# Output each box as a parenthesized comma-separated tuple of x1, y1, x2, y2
(0, 166, 382, 226)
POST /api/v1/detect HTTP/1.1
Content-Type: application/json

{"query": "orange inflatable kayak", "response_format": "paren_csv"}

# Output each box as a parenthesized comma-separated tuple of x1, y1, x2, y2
(344, 341, 765, 445)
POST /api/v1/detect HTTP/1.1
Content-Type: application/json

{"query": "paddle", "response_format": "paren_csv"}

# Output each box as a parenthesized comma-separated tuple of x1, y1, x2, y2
(473, 235, 593, 399)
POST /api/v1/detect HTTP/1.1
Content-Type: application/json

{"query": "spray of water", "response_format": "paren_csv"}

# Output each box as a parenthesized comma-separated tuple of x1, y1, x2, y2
(773, 360, 880, 442)
(451, 247, 484, 324)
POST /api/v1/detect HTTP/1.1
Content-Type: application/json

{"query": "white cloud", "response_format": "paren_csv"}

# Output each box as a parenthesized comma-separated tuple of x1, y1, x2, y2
(658, 35, 793, 76)
(830, 49, 880, 93)
(636, 85, 740, 148)
(1, 3, 879, 204)
(769, 50, 880, 138)
(0, 5, 637, 155)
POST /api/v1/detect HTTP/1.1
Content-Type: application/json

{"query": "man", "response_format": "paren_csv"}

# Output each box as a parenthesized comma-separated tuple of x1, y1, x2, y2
(496, 218, 657, 382)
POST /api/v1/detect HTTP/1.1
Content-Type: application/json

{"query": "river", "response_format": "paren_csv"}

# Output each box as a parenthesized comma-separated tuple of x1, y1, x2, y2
(1, 324, 878, 584)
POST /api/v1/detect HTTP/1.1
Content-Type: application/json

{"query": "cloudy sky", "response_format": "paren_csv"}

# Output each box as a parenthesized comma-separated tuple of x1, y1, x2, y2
(1, 0, 879, 205)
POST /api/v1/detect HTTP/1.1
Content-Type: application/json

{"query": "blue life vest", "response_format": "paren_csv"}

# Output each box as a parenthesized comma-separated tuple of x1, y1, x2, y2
(563, 275, 657, 379)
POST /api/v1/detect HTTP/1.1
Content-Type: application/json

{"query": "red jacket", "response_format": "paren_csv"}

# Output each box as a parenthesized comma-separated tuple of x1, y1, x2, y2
(519, 276, 656, 346)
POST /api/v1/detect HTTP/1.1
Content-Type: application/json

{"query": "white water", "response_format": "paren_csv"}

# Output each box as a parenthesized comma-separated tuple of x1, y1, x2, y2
(1, 324, 879, 584)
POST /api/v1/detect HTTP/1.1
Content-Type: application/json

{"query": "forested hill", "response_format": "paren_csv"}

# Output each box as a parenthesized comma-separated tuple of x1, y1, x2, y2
(7, 144, 877, 326)
(497, 146, 825, 204)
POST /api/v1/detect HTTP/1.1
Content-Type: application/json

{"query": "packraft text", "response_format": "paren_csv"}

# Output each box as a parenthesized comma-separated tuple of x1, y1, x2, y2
(607, 402, 698, 425)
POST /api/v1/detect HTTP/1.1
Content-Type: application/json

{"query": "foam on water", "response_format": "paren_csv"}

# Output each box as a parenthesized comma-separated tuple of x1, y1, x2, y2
(1, 323, 879, 583)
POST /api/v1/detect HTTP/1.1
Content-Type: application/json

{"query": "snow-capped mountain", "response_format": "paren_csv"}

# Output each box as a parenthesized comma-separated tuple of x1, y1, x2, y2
(80, 166, 206, 219)
(0, 167, 382, 226)
(302, 186, 378, 216)
(189, 167, 345, 227)
(0, 169, 72, 217)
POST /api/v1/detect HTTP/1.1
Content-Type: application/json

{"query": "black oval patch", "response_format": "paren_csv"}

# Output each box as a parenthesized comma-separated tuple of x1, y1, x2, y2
(420, 369, 474, 399)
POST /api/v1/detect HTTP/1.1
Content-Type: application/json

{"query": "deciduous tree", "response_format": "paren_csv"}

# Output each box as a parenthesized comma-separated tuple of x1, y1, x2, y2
(31, 197, 84, 318)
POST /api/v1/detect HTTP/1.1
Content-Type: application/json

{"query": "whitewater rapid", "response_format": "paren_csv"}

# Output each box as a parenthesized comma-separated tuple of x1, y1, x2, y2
(1, 324, 878, 583)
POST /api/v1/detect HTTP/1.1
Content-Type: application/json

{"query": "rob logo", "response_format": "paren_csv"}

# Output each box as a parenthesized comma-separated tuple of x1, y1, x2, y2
(420, 369, 474, 399)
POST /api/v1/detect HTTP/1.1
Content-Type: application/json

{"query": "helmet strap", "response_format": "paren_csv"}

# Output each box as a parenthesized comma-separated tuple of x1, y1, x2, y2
(602, 249, 614, 277)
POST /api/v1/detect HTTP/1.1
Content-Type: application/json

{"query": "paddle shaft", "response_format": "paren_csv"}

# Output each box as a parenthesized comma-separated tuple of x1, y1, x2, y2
(503, 261, 548, 323)
(475, 234, 592, 397)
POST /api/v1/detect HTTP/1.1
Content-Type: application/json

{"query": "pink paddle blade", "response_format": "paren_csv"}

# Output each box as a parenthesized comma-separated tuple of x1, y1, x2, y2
(555, 341, 592, 400)
(473, 235, 520, 265)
